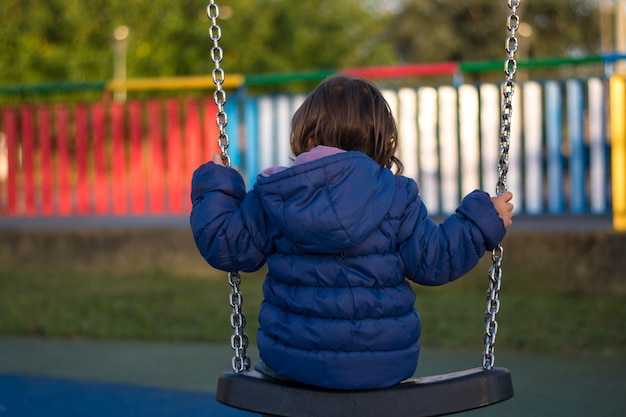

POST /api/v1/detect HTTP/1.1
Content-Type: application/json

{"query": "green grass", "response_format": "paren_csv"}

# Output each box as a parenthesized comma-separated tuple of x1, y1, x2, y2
(0, 267, 247, 342)
(1, 264, 624, 356)
(414, 288, 626, 356)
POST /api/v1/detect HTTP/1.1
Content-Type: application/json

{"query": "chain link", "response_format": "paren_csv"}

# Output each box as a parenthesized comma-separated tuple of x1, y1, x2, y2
(207, 2, 250, 373)
(483, 0, 522, 371)
(207, 1, 232, 169)
(229, 271, 251, 372)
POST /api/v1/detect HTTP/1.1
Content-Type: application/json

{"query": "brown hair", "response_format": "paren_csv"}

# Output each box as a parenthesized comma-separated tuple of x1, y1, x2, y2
(290, 75, 403, 174)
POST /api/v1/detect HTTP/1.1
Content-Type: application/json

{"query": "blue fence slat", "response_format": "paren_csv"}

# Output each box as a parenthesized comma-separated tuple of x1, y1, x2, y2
(244, 98, 258, 187)
(566, 80, 586, 213)
(225, 98, 241, 170)
(545, 81, 565, 214)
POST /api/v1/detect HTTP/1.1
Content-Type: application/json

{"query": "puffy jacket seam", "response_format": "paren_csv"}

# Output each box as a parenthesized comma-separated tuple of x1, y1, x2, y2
(269, 280, 400, 289)
(264, 299, 414, 320)
(265, 331, 417, 353)
(324, 182, 357, 247)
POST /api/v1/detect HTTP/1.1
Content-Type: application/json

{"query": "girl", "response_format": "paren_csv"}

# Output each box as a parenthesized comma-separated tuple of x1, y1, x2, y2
(190, 75, 514, 390)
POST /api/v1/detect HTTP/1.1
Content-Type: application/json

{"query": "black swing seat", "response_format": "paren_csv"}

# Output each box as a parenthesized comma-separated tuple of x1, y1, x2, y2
(216, 366, 513, 417)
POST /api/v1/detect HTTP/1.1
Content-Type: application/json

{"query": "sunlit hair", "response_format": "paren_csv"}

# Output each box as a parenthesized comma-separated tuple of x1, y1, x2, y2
(290, 75, 404, 175)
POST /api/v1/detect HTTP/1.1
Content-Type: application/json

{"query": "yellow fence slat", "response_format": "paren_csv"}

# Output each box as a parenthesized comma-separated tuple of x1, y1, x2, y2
(610, 75, 626, 231)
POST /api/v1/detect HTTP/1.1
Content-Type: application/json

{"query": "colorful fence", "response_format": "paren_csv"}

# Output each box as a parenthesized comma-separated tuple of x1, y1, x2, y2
(0, 75, 620, 221)
(0, 99, 221, 216)
(241, 77, 611, 216)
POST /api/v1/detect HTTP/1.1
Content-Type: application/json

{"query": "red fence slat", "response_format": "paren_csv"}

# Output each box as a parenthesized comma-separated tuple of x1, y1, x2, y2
(20, 107, 35, 215)
(111, 103, 127, 214)
(56, 105, 72, 215)
(185, 100, 202, 213)
(166, 99, 183, 214)
(75, 105, 90, 214)
(93, 103, 109, 215)
(3, 108, 18, 215)
(129, 101, 146, 214)
(203, 99, 220, 162)
(38, 106, 54, 215)
(148, 100, 164, 214)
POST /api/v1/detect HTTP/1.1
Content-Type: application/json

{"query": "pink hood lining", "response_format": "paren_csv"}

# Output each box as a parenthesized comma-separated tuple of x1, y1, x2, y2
(260, 146, 345, 177)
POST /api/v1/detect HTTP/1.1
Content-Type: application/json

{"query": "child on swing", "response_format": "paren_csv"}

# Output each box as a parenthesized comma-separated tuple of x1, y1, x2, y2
(190, 75, 514, 390)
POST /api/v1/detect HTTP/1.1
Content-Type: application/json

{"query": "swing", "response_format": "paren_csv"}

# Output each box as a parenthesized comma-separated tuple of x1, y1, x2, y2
(207, 1, 521, 416)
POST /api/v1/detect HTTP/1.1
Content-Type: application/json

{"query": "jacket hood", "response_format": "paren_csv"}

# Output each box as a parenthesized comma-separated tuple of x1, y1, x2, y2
(253, 151, 395, 253)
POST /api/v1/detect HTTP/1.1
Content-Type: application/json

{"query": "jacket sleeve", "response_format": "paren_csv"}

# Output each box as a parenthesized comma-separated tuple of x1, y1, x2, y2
(189, 161, 268, 272)
(399, 186, 506, 286)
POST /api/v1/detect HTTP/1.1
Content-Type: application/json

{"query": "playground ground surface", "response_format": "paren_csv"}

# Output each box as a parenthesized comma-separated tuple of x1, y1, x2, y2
(1, 214, 624, 415)
(0, 337, 624, 417)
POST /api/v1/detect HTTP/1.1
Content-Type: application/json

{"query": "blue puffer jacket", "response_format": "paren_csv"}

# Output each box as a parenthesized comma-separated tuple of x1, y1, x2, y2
(190, 150, 506, 390)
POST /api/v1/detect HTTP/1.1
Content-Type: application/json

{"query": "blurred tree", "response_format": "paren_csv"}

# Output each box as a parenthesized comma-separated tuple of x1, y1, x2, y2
(388, 1, 506, 63)
(0, 0, 396, 84)
(217, 0, 397, 74)
(522, 0, 601, 57)
(388, 0, 601, 63)
(0, 0, 605, 85)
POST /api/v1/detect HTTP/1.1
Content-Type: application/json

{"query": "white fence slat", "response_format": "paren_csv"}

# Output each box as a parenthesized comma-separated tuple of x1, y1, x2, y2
(418, 87, 440, 213)
(438, 86, 459, 213)
(258, 96, 275, 171)
(458, 85, 480, 196)
(276, 95, 292, 167)
(588, 77, 608, 213)
(398, 88, 419, 180)
(523, 81, 544, 214)
(480, 84, 500, 195)
(509, 84, 523, 207)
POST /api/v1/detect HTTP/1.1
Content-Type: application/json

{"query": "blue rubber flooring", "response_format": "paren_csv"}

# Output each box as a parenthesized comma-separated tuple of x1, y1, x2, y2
(0, 373, 251, 417)
(1, 338, 625, 417)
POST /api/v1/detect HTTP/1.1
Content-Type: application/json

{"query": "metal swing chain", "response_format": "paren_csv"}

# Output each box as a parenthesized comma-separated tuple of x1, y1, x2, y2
(207, 1, 231, 167)
(482, 0, 522, 371)
(207, 1, 251, 374)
